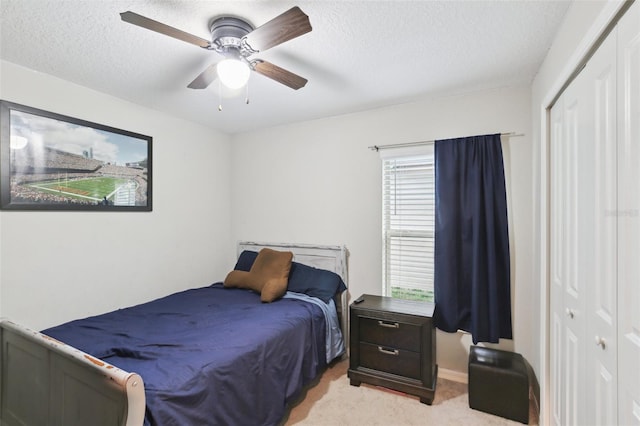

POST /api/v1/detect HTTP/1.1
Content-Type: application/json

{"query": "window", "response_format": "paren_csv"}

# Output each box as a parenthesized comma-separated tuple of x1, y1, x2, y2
(381, 145, 435, 302)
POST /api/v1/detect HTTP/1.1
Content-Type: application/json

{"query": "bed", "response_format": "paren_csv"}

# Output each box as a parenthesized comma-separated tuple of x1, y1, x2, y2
(0, 242, 349, 426)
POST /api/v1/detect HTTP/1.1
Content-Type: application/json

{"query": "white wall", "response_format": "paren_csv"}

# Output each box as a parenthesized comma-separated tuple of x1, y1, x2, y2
(0, 61, 536, 377)
(530, 0, 621, 421)
(0, 60, 234, 331)
(230, 85, 533, 375)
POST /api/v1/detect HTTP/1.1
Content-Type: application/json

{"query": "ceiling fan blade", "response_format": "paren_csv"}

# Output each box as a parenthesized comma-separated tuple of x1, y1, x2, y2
(120, 11, 211, 49)
(243, 7, 312, 53)
(253, 60, 308, 90)
(187, 63, 218, 89)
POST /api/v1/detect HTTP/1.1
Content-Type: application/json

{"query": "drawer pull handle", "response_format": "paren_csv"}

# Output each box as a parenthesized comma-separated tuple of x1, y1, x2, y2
(377, 320, 399, 329)
(378, 346, 399, 356)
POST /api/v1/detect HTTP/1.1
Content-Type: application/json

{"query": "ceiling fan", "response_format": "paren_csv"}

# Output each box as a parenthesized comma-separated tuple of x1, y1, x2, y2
(120, 7, 312, 91)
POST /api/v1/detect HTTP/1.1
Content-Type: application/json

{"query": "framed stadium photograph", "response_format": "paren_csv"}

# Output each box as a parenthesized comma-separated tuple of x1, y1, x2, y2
(0, 100, 152, 211)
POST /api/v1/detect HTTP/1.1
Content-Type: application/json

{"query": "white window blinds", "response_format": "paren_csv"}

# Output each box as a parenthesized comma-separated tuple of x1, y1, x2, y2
(381, 145, 435, 302)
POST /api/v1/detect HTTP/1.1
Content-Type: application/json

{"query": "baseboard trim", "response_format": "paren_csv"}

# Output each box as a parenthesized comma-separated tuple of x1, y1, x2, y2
(439, 368, 468, 384)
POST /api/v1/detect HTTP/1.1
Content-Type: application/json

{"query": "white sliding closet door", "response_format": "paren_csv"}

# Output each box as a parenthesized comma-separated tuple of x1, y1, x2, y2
(550, 2, 640, 424)
(550, 31, 617, 425)
(584, 30, 618, 426)
(617, 2, 640, 424)
(550, 66, 588, 426)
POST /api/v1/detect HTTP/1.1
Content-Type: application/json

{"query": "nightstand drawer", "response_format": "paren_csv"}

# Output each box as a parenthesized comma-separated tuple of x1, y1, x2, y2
(359, 342, 421, 380)
(359, 317, 421, 352)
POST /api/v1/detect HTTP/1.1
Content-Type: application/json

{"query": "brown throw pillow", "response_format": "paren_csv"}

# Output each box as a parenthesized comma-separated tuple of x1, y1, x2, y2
(261, 278, 287, 303)
(223, 248, 293, 302)
(223, 270, 254, 289)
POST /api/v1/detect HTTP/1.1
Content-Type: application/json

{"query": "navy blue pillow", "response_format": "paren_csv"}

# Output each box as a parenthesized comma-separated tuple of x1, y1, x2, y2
(233, 250, 346, 303)
(234, 250, 259, 271)
(287, 261, 347, 303)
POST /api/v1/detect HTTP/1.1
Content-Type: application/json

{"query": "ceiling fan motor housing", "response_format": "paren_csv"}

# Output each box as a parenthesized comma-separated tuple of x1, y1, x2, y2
(210, 16, 254, 57)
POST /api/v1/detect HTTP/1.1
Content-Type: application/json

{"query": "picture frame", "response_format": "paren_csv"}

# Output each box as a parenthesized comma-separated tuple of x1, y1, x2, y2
(0, 100, 152, 211)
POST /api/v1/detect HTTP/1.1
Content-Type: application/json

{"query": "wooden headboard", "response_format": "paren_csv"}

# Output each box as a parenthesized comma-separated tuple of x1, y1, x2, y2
(237, 241, 349, 347)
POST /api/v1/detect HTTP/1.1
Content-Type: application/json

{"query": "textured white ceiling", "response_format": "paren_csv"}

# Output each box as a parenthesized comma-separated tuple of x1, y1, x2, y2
(0, 0, 571, 134)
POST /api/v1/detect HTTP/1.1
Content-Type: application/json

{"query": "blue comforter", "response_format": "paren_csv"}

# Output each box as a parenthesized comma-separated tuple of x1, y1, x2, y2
(43, 283, 327, 426)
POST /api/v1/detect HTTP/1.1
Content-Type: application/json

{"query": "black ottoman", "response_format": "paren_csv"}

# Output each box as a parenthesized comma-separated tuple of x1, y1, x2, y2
(468, 346, 529, 424)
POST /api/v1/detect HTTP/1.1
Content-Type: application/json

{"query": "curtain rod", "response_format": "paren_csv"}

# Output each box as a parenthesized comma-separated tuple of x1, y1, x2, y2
(368, 132, 523, 151)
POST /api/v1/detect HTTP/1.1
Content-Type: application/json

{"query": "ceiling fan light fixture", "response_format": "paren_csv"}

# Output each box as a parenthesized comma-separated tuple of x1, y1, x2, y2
(217, 58, 250, 89)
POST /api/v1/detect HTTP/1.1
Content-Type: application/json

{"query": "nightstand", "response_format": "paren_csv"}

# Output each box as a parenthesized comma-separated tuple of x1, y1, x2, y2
(347, 294, 437, 404)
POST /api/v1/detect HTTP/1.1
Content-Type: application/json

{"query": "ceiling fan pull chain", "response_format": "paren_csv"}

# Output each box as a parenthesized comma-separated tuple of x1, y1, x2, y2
(218, 80, 223, 112)
(245, 78, 250, 105)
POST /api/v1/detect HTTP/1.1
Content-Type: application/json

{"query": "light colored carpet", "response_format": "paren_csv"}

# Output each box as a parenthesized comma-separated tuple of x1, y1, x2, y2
(283, 359, 538, 426)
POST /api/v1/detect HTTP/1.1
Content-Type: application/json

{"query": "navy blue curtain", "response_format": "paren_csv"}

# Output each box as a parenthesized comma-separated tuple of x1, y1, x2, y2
(433, 133, 512, 344)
